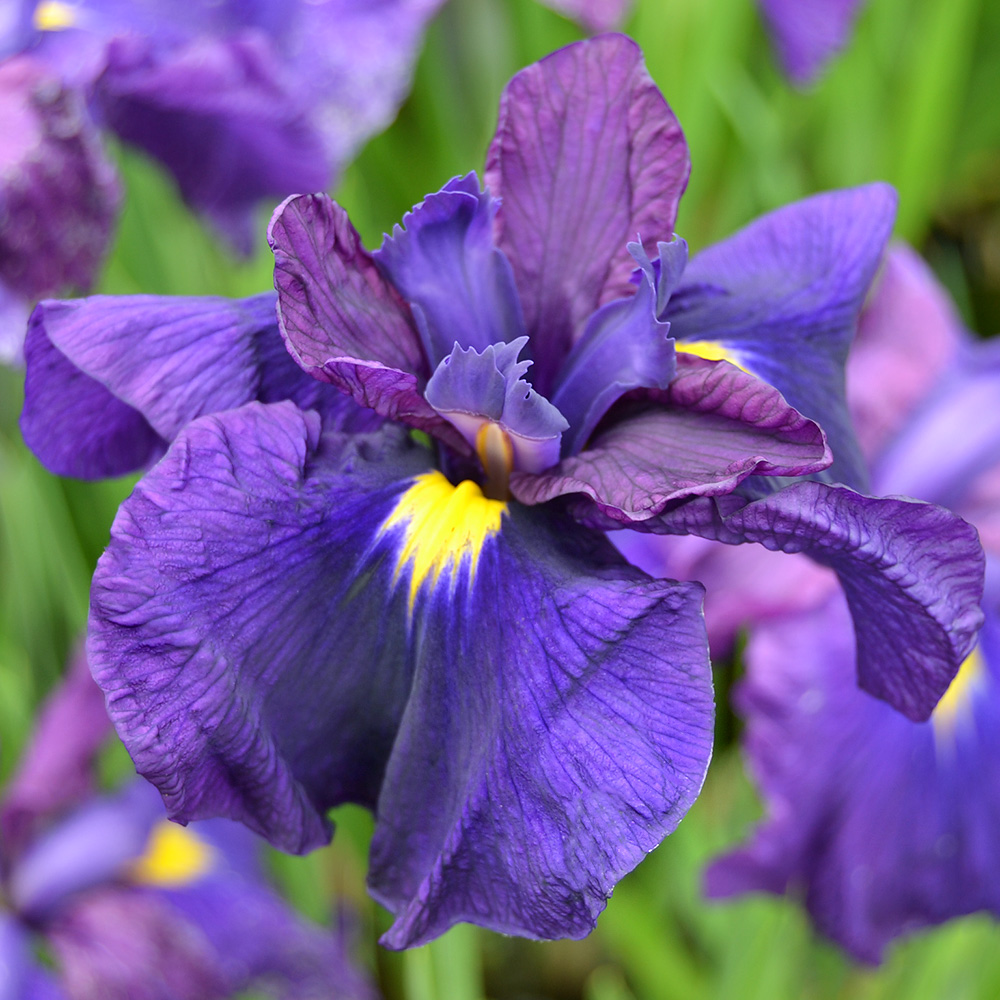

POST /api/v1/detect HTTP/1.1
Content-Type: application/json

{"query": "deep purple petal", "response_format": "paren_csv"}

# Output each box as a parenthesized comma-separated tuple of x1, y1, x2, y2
(758, 0, 867, 86)
(0, 56, 118, 314)
(88, 404, 430, 853)
(375, 174, 527, 366)
(485, 34, 689, 391)
(847, 244, 965, 462)
(269, 193, 466, 451)
(0, 649, 111, 864)
(534, 0, 634, 32)
(47, 888, 228, 1000)
(95, 32, 327, 254)
(595, 482, 985, 721)
(367, 505, 712, 948)
(708, 593, 1000, 962)
(667, 183, 897, 491)
(551, 271, 675, 455)
(513, 356, 830, 519)
(20, 291, 355, 479)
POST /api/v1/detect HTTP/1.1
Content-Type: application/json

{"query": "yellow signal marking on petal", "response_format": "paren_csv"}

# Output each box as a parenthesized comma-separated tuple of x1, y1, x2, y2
(381, 471, 506, 611)
(933, 645, 987, 737)
(33, 1, 77, 30)
(129, 820, 215, 888)
(675, 340, 750, 373)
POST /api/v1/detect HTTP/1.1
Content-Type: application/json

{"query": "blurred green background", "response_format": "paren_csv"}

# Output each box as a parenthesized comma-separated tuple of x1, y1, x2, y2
(3, 0, 1000, 996)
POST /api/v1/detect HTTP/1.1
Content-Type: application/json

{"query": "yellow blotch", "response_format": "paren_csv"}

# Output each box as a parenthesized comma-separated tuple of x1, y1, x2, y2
(129, 820, 215, 888)
(933, 645, 987, 737)
(33, 1, 77, 30)
(381, 471, 506, 611)
(676, 340, 750, 373)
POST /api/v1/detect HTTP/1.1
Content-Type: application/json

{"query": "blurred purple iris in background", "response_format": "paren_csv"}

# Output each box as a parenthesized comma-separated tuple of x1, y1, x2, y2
(0, 653, 376, 1000)
(18, 34, 985, 949)
(695, 245, 1000, 961)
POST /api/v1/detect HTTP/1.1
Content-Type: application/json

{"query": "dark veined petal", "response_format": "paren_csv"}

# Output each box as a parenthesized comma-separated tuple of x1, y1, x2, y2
(513, 356, 830, 519)
(484, 34, 689, 391)
(582, 482, 985, 721)
(667, 183, 897, 491)
(707, 592, 1000, 963)
(0, 649, 111, 863)
(88, 401, 714, 945)
(758, 0, 867, 86)
(375, 173, 527, 366)
(20, 291, 360, 480)
(269, 193, 466, 450)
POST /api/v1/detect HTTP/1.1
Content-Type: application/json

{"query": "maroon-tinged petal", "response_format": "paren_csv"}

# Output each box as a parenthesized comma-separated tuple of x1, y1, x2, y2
(0, 55, 118, 336)
(269, 193, 465, 450)
(589, 482, 985, 721)
(375, 174, 527, 366)
(668, 183, 897, 491)
(20, 290, 366, 480)
(88, 405, 430, 853)
(484, 34, 689, 390)
(848, 244, 966, 462)
(758, 0, 867, 86)
(0, 648, 111, 864)
(535, 0, 634, 32)
(513, 356, 830, 519)
(370, 501, 713, 948)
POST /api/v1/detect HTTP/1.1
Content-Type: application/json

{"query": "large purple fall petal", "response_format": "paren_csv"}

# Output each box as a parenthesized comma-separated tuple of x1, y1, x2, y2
(513, 356, 830, 519)
(20, 291, 362, 480)
(586, 482, 984, 721)
(375, 174, 527, 366)
(269, 193, 465, 450)
(758, 0, 867, 86)
(484, 34, 689, 391)
(667, 184, 896, 491)
(708, 592, 1000, 963)
(369, 501, 713, 948)
(0, 649, 111, 863)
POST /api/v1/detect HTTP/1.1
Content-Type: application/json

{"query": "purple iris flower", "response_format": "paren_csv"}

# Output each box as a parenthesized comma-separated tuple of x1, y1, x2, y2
(757, 0, 867, 86)
(18, 34, 984, 948)
(0, 53, 118, 362)
(2, 0, 443, 254)
(702, 244, 1000, 962)
(0, 653, 376, 999)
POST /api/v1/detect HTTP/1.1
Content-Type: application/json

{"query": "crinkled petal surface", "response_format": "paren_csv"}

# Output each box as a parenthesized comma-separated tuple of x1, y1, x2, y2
(269, 193, 465, 450)
(758, 0, 867, 85)
(583, 482, 984, 721)
(485, 34, 689, 390)
(514, 356, 830, 519)
(88, 401, 714, 945)
(708, 592, 1000, 962)
(375, 174, 527, 365)
(668, 184, 896, 491)
(0, 648, 111, 863)
(20, 290, 366, 479)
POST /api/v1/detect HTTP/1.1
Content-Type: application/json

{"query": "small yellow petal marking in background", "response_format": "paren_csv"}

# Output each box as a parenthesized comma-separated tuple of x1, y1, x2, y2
(676, 340, 750, 373)
(933, 645, 986, 739)
(33, 1, 77, 30)
(129, 820, 215, 888)
(381, 471, 506, 610)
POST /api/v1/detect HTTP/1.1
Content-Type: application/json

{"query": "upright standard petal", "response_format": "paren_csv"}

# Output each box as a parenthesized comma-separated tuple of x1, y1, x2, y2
(514, 356, 830, 520)
(375, 174, 527, 366)
(667, 184, 897, 491)
(758, 0, 867, 86)
(88, 401, 714, 945)
(484, 34, 689, 390)
(20, 291, 356, 480)
(590, 482, 985, 721)
(269, 193, 465, 450)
